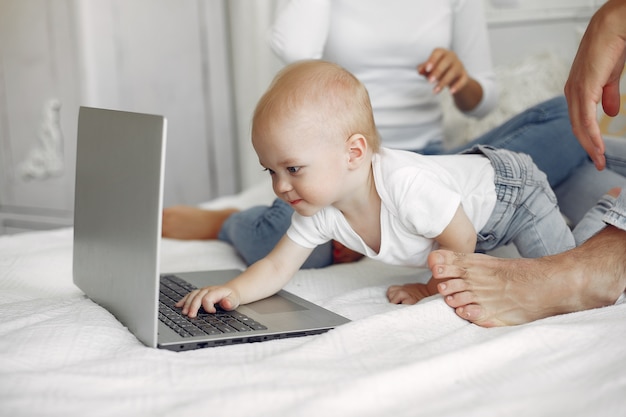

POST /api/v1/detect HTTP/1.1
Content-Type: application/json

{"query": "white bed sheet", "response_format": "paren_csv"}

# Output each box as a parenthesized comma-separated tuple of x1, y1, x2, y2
(2, 183, 626, 417)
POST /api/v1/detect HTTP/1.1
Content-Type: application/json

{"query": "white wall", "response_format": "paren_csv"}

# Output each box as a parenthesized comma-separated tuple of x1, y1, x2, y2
(0, 0, 240, 233)
(485, 0, 603, 67)
(77, 0, 239, 206)
(227, 0, 282, 194)
(0, 0, 81, 233)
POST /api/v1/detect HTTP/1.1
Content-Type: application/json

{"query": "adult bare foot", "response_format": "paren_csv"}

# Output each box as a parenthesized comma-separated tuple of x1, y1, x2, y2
(427, 226, 626, 327)
(162, 206, 238, 240)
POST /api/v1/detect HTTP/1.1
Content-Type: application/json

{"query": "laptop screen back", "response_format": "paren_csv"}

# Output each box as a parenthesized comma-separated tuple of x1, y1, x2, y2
(73, 107, 167, 348)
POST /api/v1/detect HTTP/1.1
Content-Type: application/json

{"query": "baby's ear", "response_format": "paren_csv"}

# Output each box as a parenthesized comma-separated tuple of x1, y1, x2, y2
(346, 134, 367, 166)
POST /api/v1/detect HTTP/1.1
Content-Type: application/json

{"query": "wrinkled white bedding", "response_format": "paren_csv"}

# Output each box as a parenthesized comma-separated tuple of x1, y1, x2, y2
(1, 183, 625, 417)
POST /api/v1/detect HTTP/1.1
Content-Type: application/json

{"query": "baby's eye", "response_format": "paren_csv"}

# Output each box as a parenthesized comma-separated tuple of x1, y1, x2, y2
(263, 168, 275, 175)
(287, 166, 301, 174)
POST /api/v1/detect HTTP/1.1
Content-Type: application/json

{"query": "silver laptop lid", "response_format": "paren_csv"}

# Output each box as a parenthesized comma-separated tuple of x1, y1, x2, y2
(73, 106, 166, 348)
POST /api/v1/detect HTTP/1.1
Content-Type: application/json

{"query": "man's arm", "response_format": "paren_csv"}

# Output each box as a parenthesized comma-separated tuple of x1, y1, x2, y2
(564, 0, 626, 170)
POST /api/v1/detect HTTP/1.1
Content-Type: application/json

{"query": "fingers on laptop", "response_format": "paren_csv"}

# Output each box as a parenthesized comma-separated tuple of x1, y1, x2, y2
(176, 286, 237, 317)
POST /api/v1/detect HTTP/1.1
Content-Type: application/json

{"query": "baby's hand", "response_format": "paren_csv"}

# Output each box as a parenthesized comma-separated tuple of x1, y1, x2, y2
(386, 280, 437, 304)
(175, 286, 240, 318)
(417, 48, 468, 95)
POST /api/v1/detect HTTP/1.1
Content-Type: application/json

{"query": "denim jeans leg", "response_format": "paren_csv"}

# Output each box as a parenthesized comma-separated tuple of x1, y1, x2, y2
(449, 96, 589, 189)
(604, 135, 626, 177)
(572, 193, 618, 245)
(509, 192, 576, 257)
(473, 145, 575, 257)
(218, 198, 333, 268)
(449, 95, 626, 226)
(553, 161, 626, 225)
(603, 191, 626, 232)
(550, 135, 626, 225)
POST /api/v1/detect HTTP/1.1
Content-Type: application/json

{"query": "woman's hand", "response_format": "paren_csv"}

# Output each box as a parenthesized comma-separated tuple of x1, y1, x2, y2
(418, 48, 483, 112)
(418, 48, 469, 94)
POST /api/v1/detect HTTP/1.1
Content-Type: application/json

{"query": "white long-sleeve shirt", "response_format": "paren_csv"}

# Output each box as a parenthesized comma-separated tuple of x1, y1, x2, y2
(271, 0, 497, 151)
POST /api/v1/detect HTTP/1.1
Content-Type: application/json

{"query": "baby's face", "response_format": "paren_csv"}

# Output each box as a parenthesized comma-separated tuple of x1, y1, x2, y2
(252, 120, 349, 217)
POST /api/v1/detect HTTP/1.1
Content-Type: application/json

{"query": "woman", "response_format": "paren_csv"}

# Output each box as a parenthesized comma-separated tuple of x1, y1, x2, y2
(163, 0, 626, 270)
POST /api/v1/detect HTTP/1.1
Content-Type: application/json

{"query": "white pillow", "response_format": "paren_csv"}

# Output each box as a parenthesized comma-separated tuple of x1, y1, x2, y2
(441, 52, 570, 148)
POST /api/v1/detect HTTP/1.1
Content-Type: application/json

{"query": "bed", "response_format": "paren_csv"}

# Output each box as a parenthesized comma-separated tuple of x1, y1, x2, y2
(3, 53, 626, 416)
(2, 178, 626, 417)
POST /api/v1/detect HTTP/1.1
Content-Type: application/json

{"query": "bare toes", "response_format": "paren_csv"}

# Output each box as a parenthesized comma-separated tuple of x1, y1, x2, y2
(445, 290, 475, 308)
(431, 263, 466, 280)
(456, 304, 505, 328)
(456, 304, 482, 322)
(437, 278, 468, 296)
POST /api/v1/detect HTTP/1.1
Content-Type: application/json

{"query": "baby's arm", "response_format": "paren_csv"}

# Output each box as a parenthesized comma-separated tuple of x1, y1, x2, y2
(176, 235, 313, 317)
(435, 204, 477, 254)
(387, 205, 476, 304)
(426, 204, 477, 294)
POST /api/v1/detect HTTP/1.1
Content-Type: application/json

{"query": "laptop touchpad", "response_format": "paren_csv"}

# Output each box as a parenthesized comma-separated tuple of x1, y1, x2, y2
(247, 296, 307, 314)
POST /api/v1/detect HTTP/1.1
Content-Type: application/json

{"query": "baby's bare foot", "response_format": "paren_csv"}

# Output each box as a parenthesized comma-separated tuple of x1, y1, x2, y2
(427, 226, 626, 327)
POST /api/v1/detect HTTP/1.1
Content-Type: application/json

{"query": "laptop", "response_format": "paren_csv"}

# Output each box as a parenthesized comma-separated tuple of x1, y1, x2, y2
(72, 106, 350, 351)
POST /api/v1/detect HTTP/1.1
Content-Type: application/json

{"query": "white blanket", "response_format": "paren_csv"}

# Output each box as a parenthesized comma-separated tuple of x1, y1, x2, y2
(2, 185, 626, 416)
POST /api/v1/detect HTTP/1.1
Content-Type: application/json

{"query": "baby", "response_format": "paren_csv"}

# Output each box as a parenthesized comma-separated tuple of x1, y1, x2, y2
(177, 60, 610, 321)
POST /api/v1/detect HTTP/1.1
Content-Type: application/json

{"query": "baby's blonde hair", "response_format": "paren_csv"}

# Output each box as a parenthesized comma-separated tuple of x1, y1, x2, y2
(252, 60, 381, 152)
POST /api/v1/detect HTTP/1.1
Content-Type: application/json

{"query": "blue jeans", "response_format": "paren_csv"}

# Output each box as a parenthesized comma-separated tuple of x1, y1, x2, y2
(470, 145, 613, 256)
(470, 145, 575, 256)
(449, 96, 626, 225)
(219, 198, 333, 268)
(601, 185, 626, 232)
(220, 96, 626, 267)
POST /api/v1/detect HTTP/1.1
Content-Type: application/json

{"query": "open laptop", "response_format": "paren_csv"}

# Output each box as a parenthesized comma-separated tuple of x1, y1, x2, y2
(72, 106, 349, 351)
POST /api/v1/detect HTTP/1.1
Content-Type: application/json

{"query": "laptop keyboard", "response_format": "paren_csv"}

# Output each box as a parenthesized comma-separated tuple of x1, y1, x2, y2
(159, 274, 268, 338)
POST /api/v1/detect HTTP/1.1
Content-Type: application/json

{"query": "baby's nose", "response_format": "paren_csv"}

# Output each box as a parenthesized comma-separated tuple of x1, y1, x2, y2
(274, 176, 292, 193)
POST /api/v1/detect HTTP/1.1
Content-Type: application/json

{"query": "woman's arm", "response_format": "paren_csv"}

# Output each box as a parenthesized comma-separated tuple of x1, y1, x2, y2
(450, 0, 498, 117)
